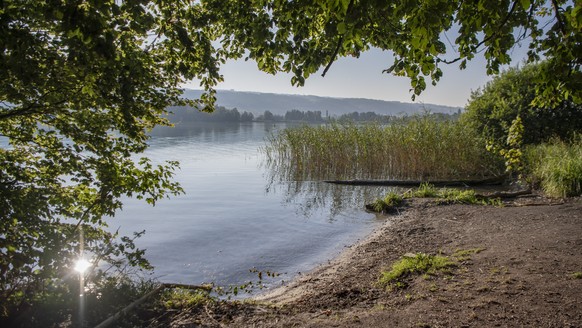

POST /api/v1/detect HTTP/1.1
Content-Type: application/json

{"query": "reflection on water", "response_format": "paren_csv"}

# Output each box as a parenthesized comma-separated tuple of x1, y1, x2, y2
(267, 179, 399, 221)
(112, 122, 389, 295)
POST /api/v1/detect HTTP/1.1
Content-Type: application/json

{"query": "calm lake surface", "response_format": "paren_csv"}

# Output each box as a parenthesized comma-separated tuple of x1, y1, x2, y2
(113, 122, 394, 293)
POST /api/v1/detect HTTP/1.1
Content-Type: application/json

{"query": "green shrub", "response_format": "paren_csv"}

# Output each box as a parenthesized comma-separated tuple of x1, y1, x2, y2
(524, 138, 582, 197)
(462, 62, 582, 149)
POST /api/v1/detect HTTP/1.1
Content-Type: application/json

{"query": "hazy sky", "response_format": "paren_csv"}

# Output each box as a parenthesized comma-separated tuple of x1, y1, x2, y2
(184, 45, 529, 108)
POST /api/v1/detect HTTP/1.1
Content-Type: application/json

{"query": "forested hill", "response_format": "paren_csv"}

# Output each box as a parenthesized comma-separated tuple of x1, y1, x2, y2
(182, 89, 461, 116)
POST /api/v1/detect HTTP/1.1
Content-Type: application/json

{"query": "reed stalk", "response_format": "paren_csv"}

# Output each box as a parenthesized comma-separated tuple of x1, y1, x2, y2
(263, 116, 502, 181)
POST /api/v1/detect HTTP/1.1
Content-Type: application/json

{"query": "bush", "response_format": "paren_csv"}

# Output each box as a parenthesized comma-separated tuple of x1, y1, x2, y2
(462, 62, 582, 149)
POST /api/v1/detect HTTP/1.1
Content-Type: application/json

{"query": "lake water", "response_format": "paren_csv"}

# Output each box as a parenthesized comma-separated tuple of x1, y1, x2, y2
(112, 122, 393, 294)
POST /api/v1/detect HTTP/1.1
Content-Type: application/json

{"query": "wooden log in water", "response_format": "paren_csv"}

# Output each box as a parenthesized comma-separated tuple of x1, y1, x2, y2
(475, 189, 533, 199)
(325, 175, 507, 187)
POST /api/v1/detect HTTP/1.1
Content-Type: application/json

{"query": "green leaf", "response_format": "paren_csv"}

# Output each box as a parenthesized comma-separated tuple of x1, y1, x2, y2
(337, 22, 347, 34)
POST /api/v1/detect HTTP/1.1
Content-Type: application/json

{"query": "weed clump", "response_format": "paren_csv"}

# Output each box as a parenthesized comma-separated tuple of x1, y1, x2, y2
(408, 182, 439, 197)
(161, 289, 213, 309)
(453, 248, 486, 261)
(369, 184, 501, 213)
(378, 253, 456, 290)
(368, 192, 404, 213)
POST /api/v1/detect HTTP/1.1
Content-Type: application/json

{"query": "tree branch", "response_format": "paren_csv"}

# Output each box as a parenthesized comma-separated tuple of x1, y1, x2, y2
(438, 0, 519, 65)
(550, 0, 566, 36)
(321, 35, 344, 77)
(321, 0, 354, 77)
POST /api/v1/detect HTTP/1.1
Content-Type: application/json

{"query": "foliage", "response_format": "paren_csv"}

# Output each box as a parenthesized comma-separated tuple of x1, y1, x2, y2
(1, 232, 158, 327)
(169, 106, 254, 123)
(2, 0, 579, 324)
(523, 137, 582, 197)
(462, 62, 582, 173)
(264, 116, 502, 181)
(0, 0, 230, 324)
(210, 0, 581, 104)
(378, 253, 455, 289)
(284, 109, 324, 122)
(335, 111, 461, 123)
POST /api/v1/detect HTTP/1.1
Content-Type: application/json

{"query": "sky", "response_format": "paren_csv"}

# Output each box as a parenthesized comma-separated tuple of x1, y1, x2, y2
(184, 43, 530, 108)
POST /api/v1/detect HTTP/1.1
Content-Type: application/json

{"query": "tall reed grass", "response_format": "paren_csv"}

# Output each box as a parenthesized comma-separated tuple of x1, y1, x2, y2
(524, 137, 582, 197)
(263, 116, 502, 181)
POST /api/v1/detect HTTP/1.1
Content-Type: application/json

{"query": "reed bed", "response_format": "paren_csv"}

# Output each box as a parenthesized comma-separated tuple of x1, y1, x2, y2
(263, 116, 502, 181)
(524, 137, 582, 197)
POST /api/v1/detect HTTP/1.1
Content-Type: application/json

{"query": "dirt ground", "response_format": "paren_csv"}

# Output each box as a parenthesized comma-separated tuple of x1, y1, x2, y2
(157, 195, 582, 327)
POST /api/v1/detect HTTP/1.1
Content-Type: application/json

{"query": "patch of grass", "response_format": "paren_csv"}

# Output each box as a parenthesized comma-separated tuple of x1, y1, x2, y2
(378, 253, 456, 289)
(370, 185, 501, 213)
(524, 137, 582, 197)
(160, 289, 213, 309)
(453, 248, 485, 261)
(428, 283, 438, 292)
(572, 272, 582, 279)
(406, 182, 439, 198)
(370, 191, 404, 213)
(438, 188, 478, 203)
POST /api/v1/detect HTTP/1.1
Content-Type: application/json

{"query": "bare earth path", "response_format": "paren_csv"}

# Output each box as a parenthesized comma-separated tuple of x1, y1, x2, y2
(161, 197, 582, 327)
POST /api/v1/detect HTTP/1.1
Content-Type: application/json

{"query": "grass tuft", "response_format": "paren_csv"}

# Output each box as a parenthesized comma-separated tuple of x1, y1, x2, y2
(160, 289, 213, 309)
(453, 248, 486, 261)
(378, 253, 456, 289)
(370, 192, 404, 213)
(406, 182, 439, 198)
(524, 137, 582, 197)
(370, 184, 501, 213)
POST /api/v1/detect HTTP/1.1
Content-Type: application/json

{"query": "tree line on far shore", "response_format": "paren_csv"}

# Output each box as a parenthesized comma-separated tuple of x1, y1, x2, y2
(168, 106, 461, 123)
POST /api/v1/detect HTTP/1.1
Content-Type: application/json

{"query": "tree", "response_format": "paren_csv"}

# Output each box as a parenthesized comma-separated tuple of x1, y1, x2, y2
(461, 62, 582, 172)
(1, 0, 580, 324)
(0, 0, 221, 323)
(463, 62, 582, 146)
(208, 0, 581, 104)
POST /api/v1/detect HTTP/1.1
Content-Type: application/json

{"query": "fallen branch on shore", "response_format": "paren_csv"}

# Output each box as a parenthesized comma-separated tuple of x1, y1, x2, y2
(325, 175, 507, 187)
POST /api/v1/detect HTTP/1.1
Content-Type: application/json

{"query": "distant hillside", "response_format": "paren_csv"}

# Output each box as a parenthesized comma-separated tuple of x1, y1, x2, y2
(181, 89, 460, 116)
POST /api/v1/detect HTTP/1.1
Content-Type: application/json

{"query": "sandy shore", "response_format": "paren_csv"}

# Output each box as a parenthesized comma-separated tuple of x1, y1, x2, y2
(157, 196, 582, 327)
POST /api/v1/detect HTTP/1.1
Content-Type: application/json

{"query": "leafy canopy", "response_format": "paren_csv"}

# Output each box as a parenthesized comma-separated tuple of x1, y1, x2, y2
(0, 0, 220, 322)
(462, 62, 582, 147)
(461, 62, 582, 172)
(0, 0, 580, 324)
(209, 0, 581, 104)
